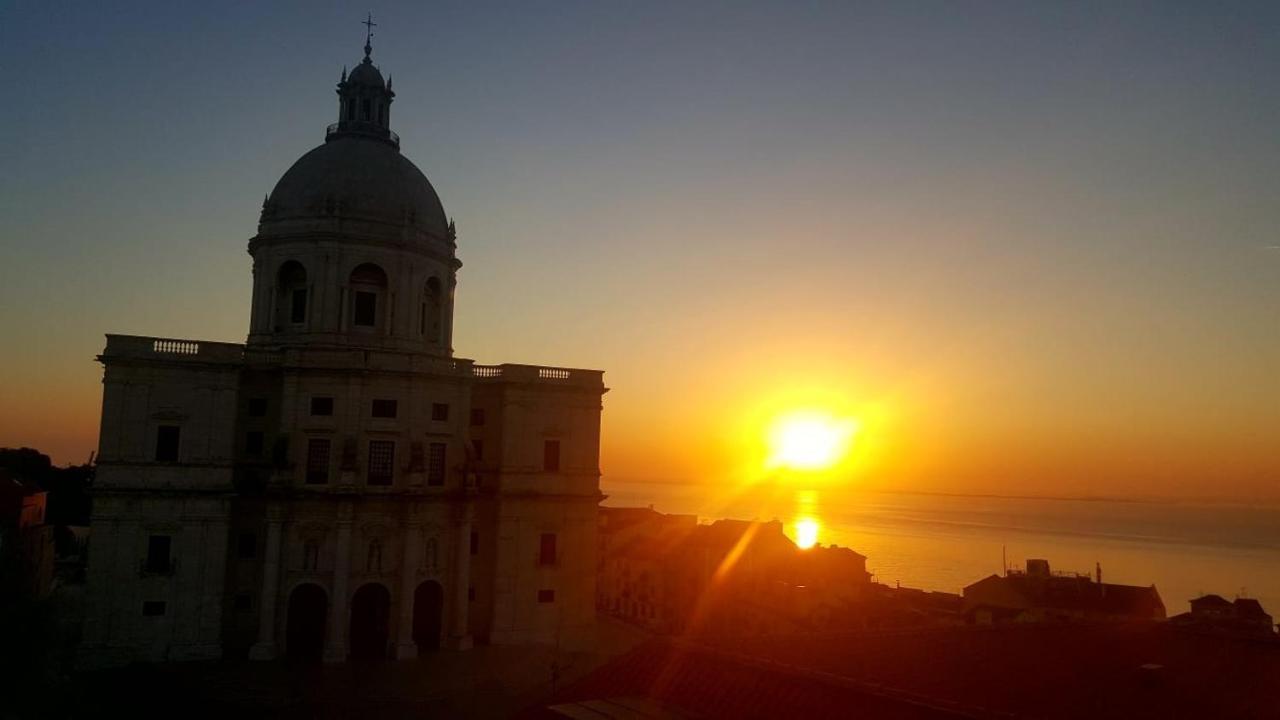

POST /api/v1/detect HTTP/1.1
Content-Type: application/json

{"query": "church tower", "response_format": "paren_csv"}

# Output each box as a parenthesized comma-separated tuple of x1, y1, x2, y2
(81, 24, 606, 668)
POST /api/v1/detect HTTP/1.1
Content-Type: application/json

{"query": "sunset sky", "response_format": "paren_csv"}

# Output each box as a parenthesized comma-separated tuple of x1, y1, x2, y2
(1, 2, 1277, 500)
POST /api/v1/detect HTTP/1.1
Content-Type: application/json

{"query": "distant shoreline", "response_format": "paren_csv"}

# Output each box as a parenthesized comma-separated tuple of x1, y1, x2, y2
(601, 477, 1280, 509)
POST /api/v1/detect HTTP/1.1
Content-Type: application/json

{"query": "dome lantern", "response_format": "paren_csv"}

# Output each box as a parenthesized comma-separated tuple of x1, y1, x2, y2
(328, 13, 396, 148)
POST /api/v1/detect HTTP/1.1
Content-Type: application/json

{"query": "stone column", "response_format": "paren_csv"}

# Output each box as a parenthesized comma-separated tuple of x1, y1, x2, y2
(448, 502, 474, 650)
(324, 502, 354, 663)
(249, 508, 284, 660)
(393, 517, 422, 659)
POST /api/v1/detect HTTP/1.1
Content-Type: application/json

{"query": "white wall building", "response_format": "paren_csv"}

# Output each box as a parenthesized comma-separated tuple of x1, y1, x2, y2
(79, 36, 607, 667)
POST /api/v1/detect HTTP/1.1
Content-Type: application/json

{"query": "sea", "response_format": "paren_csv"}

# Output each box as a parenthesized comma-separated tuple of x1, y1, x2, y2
(601, 479, 1280, 615)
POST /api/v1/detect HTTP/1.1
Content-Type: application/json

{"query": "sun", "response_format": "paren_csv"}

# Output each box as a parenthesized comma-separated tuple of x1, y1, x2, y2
(766, 411, 859, 472)
(794, 518, 820, 549)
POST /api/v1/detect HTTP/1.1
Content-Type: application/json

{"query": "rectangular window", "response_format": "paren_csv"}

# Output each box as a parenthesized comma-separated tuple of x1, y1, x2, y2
(272, 435, 289, 467)
(155, 425, 180, 462)
(247, 398, 268, 417)
(470, 408, 485, 426)
(537, 589, 556, 604)
(432, 403, 450, 422)
(427, 442, 446, 486)
(371, 399, 398, 419)
(310, 396, 334, 416)
(353, 291, 377, 327)
(468, 586, 476, 602)
(290, 288, 307, 324)
(367, 440, 395, 485)
(142, 601, 167, 617)
(234, 593, 252, 612)
(238, 533, 257, 560)
(471, 439, 483, 461)
(543, 440, 560, 472)
(539, 533, 557, 566)
(470, 530, 479, 556)
(146, 535, 171, 573)
(305, 438, 331, 484)
(245, 431, 264, 456)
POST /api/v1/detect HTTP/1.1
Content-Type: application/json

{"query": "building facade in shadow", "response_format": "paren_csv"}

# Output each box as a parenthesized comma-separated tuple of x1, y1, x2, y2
(79, 34, 607, 667)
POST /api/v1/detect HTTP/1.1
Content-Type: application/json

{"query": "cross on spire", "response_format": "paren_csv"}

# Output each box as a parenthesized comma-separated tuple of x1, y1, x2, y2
(362, 12, 377, 59)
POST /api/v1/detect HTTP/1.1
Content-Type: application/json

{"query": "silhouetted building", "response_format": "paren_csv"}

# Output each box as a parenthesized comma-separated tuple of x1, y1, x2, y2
(597, 506, 698, 630)
(80, 32, 607, 667)
(598, 508, 872, 635)
(0, 470, 56, 599)
(1169, 594, 1276, 638)
(963, 559, 1165, 624)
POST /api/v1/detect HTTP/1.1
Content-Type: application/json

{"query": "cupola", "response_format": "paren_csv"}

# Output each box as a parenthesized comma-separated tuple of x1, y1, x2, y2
(328, 13, 396, 147)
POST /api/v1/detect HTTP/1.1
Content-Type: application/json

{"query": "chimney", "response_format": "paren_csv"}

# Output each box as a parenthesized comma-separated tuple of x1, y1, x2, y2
(1096, 562, 1102, 585)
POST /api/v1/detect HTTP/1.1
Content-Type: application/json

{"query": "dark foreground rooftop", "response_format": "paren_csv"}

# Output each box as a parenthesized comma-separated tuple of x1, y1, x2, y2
(533, 622, 1280, 719)
(715, 623, 1280, 719)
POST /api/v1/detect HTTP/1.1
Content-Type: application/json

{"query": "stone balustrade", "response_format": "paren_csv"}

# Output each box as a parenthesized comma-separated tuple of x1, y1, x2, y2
(102, 334, 247, 364)
(470, 363, 604, 389)
(101, 335, 604, 388)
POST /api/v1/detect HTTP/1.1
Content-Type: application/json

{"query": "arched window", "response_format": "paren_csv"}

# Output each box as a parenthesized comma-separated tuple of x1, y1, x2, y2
(346, 99, 356, 122)
(303, 539, 319, 571)
(366, 539, 383, 572)
(348, 263, 388, 330)
(422, 277, 442, 342)
(425, 537, 439, 571)
(276, 261, 308, 328)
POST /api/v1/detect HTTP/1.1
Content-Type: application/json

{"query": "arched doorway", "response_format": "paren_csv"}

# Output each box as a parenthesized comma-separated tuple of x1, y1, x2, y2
(349, 583, 391, 660)
(413, 581, 444, 652)
(285, 584, 327, 661)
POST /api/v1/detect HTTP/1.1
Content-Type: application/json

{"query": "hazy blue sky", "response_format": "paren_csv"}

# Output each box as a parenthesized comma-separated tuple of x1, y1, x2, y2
(1, 2, 1277, 498)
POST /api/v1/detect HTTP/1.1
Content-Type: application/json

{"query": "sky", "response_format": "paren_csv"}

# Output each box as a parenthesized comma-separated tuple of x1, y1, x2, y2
(1, 1, 1277, 500)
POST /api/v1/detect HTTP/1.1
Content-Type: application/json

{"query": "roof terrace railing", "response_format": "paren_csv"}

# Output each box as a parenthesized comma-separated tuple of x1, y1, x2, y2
(325, 122, 400, 149)
(102, 335, 246, 364)
(471, 363, 603, 388)
(101, 337, 602, 386)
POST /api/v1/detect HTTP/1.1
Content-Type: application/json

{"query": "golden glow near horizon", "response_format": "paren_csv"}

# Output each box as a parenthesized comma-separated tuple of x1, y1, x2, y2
(766, 411, 859, 472)
(794, 518, 819, 549)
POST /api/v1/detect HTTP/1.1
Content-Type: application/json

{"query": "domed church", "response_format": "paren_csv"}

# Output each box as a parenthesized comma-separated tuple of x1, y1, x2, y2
(80, 32, 607, 667)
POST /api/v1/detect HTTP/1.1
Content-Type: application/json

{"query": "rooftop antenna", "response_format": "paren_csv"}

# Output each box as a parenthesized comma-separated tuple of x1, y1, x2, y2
(362, 11, 377, 59)
(1002, 544, 1007, 575)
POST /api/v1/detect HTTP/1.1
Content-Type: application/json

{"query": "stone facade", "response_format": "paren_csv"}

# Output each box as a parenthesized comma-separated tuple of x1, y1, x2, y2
(79, 40, 606, 668)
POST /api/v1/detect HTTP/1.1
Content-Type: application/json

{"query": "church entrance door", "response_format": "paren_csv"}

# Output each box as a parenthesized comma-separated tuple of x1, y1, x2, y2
(413, 580, 444, 652)
(285, 583, 327, 662)
(349, 583, 391, 660)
